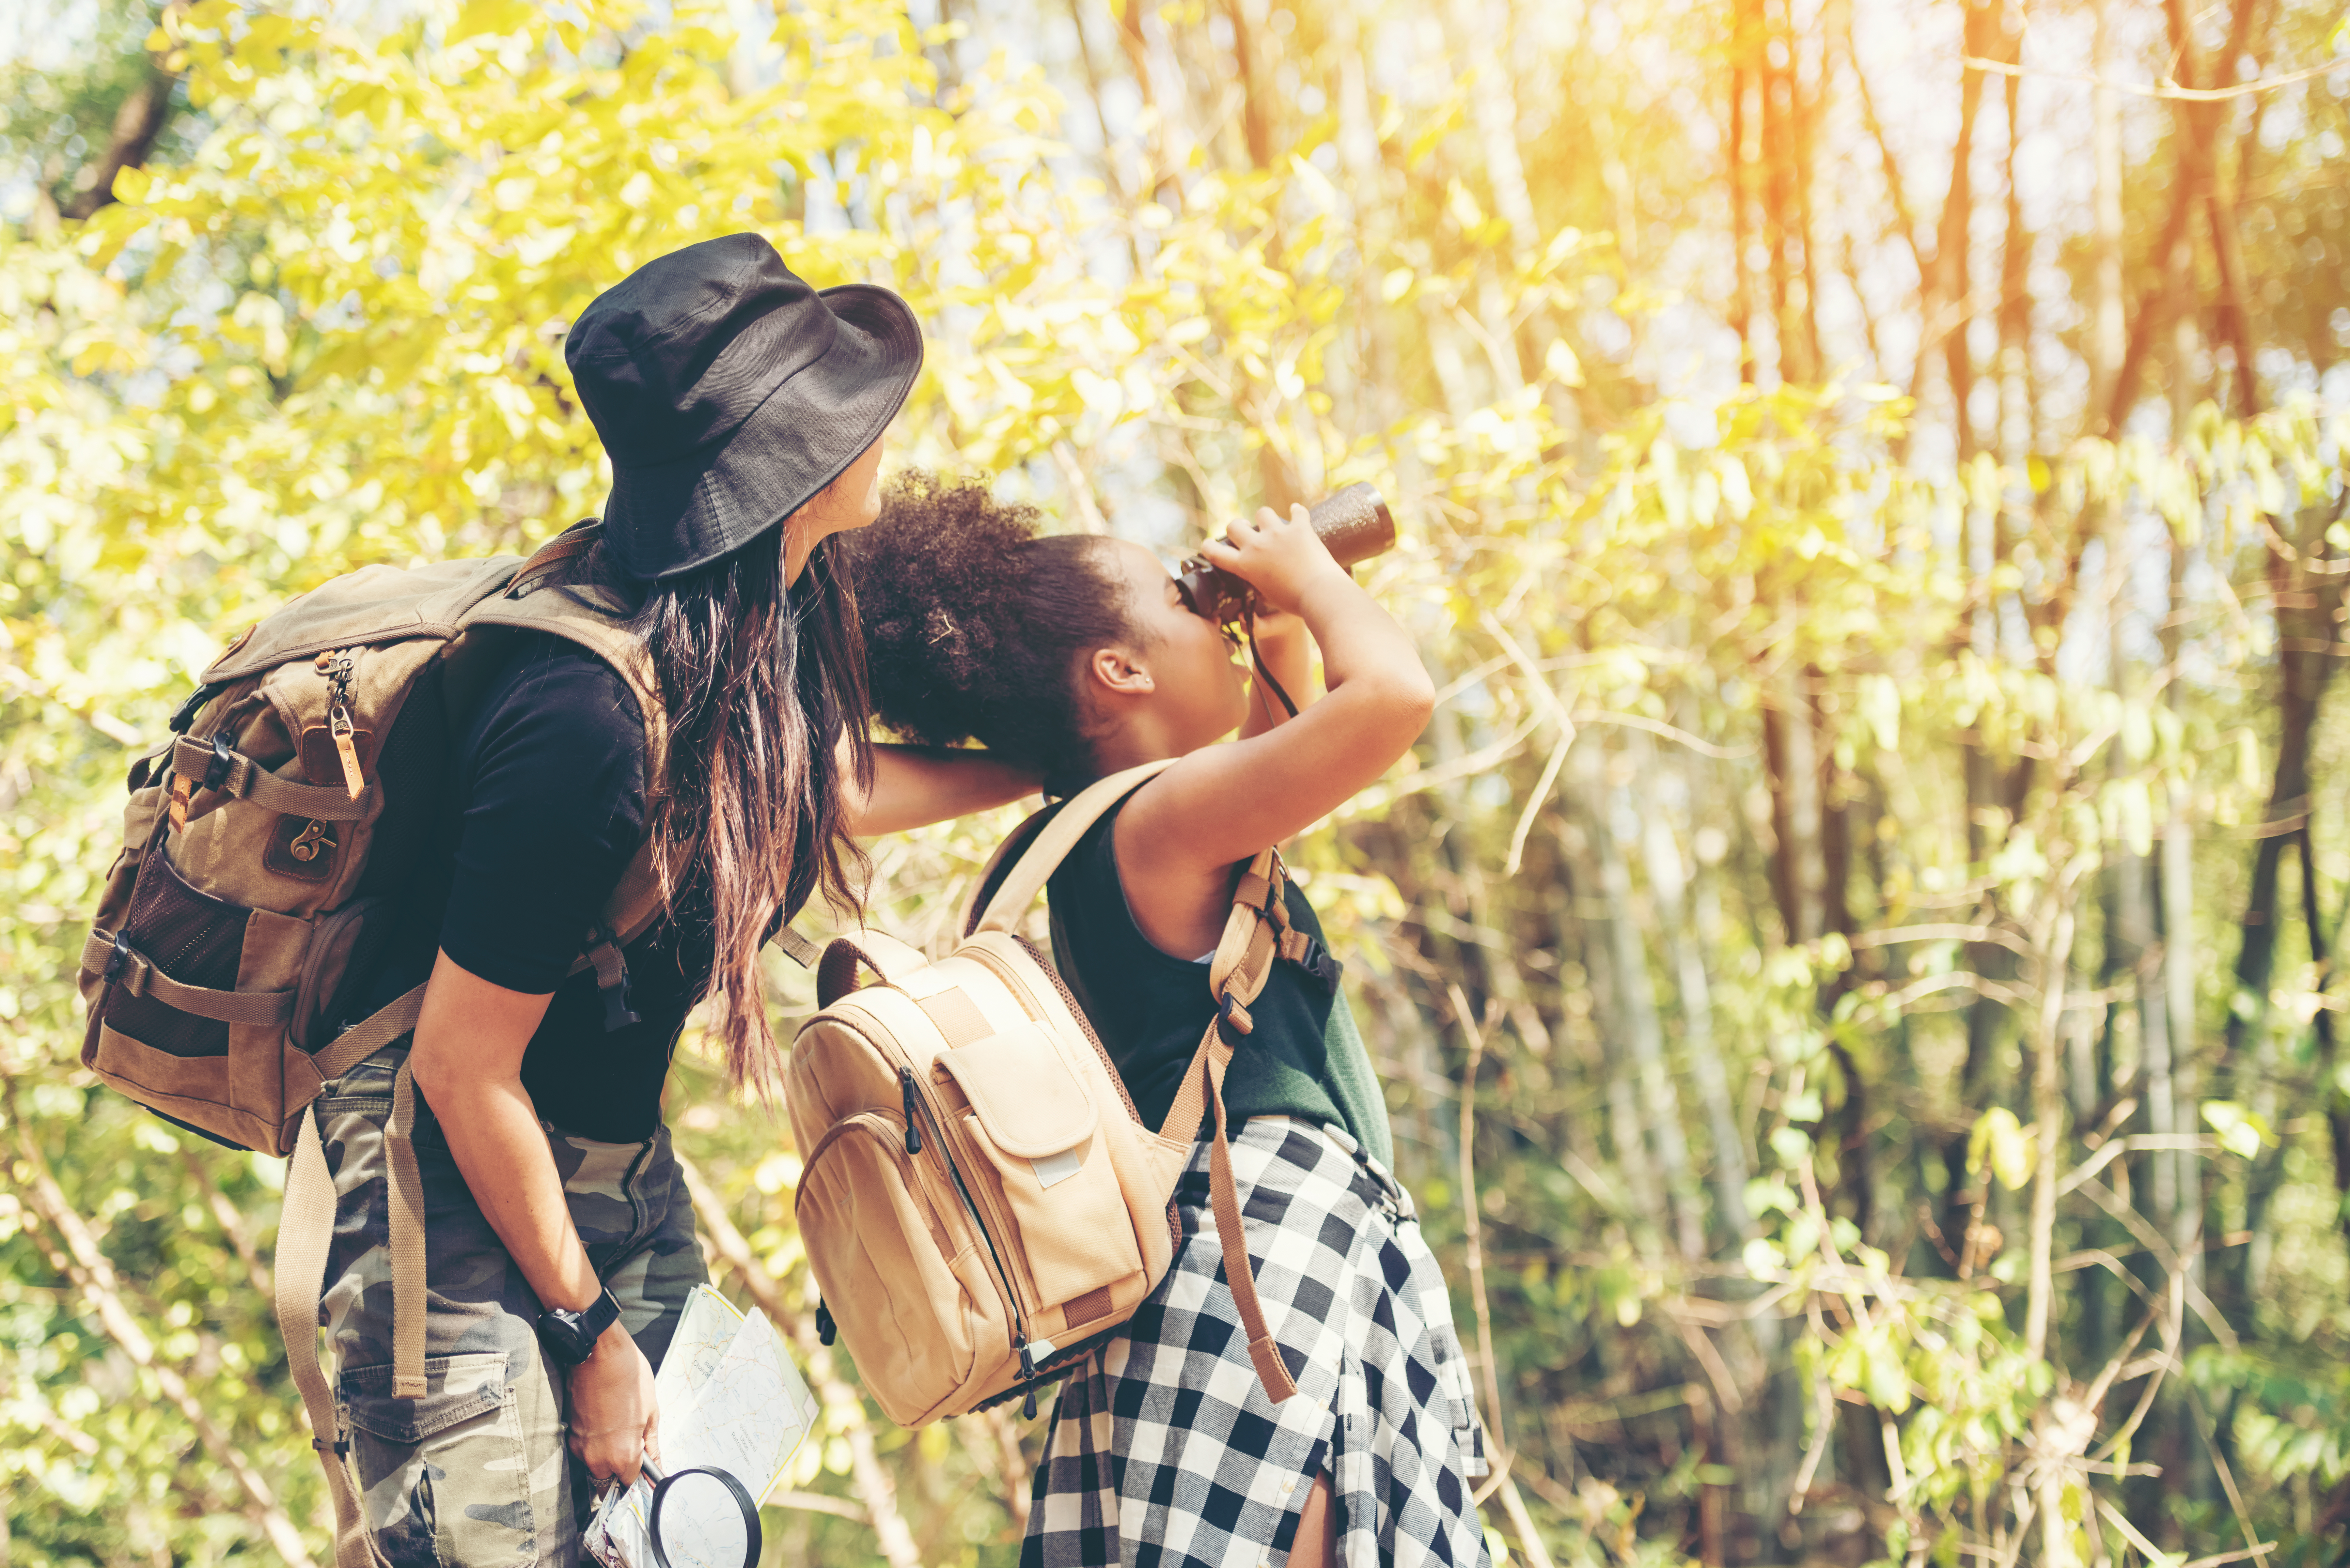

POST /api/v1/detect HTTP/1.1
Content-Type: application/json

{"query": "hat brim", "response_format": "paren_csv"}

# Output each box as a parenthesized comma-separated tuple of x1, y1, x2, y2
(601, 283, 924, 582)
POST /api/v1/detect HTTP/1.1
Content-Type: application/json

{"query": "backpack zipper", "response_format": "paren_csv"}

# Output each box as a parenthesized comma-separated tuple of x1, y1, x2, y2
(888, 1042, 1034, 1375)
(312, 649, 367, 797)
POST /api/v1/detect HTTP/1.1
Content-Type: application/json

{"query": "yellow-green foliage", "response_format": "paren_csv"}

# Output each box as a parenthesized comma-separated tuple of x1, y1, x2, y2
(10, 2, 2350, 1565)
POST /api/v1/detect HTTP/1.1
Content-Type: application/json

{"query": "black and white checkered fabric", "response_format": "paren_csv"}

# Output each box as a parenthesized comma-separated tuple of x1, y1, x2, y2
(1022, 1116, 1491, 1568)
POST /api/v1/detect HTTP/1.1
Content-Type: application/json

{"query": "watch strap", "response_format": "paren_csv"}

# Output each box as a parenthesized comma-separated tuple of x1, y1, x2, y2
(538, 1285, 620, 1365)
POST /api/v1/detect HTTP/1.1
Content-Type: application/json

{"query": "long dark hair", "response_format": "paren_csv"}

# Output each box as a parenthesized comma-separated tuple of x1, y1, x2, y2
(840, 471, 1147, 785)
(586, 516, 872, 1097)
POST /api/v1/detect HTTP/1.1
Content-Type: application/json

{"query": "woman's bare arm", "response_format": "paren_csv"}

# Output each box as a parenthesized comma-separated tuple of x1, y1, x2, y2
(843, 742, 1040, 836)
(406, 950, 658, 1486)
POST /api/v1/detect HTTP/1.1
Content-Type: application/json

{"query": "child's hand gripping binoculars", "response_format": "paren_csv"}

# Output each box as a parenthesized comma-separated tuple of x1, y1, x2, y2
(1174, 483, 1398, 624)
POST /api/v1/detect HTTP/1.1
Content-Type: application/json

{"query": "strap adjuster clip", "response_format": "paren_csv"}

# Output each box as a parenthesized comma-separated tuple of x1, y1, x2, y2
(312, 1436, 351, 1458)
(1216, 990, 1253, 1040)
(103, 929, 133, 984)
(201, 735, 235, 793)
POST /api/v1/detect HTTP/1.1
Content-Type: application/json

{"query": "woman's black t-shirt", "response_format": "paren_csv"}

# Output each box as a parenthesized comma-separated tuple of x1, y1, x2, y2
(367, 633, 716, 1143)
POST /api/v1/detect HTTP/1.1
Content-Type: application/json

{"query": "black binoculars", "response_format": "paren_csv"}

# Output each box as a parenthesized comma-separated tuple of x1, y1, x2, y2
(1174, 483, 1397, 625)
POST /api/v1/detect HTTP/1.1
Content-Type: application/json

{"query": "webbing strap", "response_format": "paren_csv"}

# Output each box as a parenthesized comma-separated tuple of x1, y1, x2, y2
(970, 760, 1179, 935)
(1157, 1017, 1298, 1404)
(168, 737, 374, 821)
(1206, 849, 1284, 1007)
(385, 1060, 429, 1399)
(309, 986, 427, 1084)
(277, 1107, 387, 1568)
(599, 846, 665, 952)
(81, 931, 295, 1027)
(770, 925, 820, 967)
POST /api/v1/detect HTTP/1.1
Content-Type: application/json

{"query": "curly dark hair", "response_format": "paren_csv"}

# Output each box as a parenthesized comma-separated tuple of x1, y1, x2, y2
(839, 471, 1150, 785)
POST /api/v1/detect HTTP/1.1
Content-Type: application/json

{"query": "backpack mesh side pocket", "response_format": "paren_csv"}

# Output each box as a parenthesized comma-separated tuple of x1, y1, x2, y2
(102, 850, 251, 1060)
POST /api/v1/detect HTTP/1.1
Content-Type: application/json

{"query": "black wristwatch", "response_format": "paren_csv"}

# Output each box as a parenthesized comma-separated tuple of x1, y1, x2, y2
(537, 1286, 621, 1367)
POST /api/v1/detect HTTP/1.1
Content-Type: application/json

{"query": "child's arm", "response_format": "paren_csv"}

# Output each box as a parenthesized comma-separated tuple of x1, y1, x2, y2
(1236, 606, 1318, 739)
(845, 743, 1041, 835)
(1117, 505, 1432, 953)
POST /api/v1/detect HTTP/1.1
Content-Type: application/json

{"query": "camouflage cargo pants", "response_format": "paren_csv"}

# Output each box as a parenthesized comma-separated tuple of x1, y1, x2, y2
(315, 1045, 708, 1567)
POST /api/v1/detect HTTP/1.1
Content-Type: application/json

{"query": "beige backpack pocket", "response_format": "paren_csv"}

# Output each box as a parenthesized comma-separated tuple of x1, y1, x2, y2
(934, 1029, 1143, 1311)
(797, 1111, 1007, 1428)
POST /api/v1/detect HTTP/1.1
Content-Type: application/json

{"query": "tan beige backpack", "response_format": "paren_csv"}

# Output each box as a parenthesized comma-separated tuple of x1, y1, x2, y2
(74, 520, 801, 1568)
(788, 761, 1328, 1427)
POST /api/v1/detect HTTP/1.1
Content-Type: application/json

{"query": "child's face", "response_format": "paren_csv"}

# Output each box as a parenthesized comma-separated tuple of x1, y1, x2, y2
(1103, 539, 1252, 749)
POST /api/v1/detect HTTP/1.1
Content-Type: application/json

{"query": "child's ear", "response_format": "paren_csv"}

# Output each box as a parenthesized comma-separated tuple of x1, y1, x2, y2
(1088, 646, 1156, 698)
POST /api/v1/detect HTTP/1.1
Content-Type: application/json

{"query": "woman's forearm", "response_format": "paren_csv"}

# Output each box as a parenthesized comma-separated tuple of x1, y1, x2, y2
(432, 1072, 603, 1313)
(848, 743, 1040, 835)
(407, 949, 599, 1315)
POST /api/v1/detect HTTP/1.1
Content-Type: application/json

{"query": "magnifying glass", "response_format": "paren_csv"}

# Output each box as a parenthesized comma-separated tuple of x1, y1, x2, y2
(641, 1458, 762, 1568)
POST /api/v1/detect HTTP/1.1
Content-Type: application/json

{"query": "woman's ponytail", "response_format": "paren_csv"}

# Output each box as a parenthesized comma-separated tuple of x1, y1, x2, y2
(588, 522, 872, 1101)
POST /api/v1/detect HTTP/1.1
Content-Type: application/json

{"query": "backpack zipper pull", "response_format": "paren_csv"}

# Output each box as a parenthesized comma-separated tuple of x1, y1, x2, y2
(315, 649, 365, 798)
(1018, 1338, 1039, 1419)
(814, 1300, 836, 1346)
(899, 1067, 923, 1154)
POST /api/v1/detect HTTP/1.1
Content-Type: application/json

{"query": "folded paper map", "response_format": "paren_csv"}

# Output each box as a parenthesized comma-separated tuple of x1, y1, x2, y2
(585, 1284, 821, 1568)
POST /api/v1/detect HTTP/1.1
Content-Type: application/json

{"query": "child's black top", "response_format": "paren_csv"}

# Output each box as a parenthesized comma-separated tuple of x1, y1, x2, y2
(1046, 802, 1394, 1167)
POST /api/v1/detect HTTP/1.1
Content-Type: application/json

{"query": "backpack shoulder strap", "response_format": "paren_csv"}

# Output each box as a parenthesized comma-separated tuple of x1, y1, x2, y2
(458, 520, 667, 783)
(967, 760, 1178, 936)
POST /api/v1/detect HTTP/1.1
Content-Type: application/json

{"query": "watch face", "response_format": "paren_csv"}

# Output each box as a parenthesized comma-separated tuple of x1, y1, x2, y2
(541, 1309, 593, 1363)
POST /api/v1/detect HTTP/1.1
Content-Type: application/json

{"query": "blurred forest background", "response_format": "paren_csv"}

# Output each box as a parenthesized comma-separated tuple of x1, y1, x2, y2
(7, 0, 2350, 1564)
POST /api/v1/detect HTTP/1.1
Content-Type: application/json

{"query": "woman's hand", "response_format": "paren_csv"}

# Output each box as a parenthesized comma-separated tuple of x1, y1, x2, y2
(1196, 504, 1350, 616)
(566, 1320, 660, 1488)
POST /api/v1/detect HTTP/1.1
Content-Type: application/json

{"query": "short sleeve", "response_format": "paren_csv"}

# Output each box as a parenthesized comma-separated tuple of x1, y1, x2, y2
(437, 647, 649, 995)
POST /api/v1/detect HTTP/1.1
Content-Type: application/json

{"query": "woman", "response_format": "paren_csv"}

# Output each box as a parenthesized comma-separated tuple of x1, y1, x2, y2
(851, 476, 1487, 1568)
(316, 236, 1032, 1566)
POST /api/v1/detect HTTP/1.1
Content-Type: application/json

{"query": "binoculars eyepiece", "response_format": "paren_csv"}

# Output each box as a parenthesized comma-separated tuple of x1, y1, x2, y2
(1174, 483, 1397, 625)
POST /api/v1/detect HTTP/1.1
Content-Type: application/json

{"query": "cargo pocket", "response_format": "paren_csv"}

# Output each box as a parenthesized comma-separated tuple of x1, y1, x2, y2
(936, 1027, 1144, 1310)
(339, 1351, 537, 1568)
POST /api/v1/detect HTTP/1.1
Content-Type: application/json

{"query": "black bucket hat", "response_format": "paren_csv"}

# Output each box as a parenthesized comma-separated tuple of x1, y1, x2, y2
(565, 233, 923, 581)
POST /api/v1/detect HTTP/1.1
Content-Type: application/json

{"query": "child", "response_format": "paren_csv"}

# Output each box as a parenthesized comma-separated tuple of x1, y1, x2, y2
(847, 474, 1490, 1568)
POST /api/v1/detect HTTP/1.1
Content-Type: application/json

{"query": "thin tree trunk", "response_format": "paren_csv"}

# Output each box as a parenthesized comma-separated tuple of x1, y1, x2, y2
(1728, 0, 1755, 386)
(60, 48, 181, 221)
(1639, 744, 1754, 1247)
(1995, 8, 2029, 468)
(2106, 0, 2260, 434)
(1939, 0, 1995, 459)
(1598, 780, 1709, 1265)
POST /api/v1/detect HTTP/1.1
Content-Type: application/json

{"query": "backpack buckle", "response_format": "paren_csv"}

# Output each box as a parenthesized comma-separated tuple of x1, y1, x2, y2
(1216, 990, 1254, 1040)
(312, 1436, 351, 1458)
(200, 735, 235, 793)
(1294, 937, 1342, 990)
(103, 930, 133, 984)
